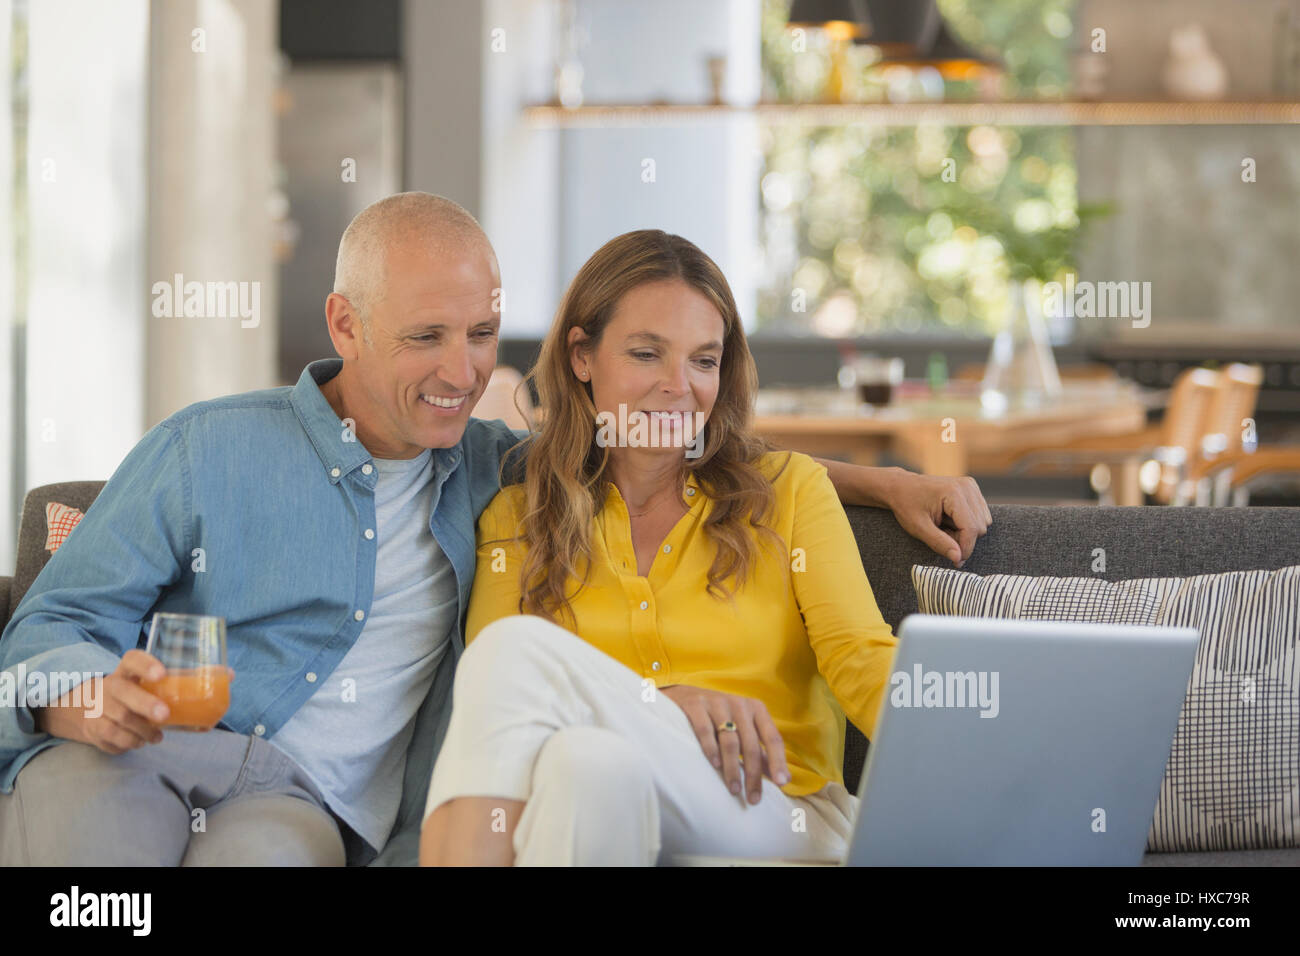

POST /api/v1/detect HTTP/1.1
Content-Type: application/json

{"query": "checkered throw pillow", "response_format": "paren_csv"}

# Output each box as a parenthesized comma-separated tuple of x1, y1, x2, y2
(912, 564, 1300, 854)
(43, 501, 85, 552)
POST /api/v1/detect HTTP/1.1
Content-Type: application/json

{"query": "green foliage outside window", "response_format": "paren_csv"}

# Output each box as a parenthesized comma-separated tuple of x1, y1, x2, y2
(757, 0, 1104, 337)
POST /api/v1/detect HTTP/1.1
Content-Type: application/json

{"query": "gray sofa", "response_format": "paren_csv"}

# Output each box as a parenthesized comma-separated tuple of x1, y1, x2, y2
(3, 481, 1298, 865)
(844, 501, 1300, 867)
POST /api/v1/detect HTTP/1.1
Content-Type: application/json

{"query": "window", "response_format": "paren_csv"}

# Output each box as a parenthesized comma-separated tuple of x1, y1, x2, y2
(756, 0, 1083, 337)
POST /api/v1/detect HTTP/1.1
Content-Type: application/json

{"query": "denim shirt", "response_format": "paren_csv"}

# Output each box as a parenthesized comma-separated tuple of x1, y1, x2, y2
(0, 359, 527, 865)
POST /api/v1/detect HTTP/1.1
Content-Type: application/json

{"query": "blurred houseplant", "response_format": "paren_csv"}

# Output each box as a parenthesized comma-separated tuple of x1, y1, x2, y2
(758, 0, 1101, 342)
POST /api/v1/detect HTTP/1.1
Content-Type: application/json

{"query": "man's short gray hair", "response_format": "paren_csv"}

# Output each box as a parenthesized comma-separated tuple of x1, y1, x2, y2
(333, 192, 492, 345)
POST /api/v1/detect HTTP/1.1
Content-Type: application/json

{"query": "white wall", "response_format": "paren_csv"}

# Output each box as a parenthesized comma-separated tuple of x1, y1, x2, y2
(24, 0, 149, 493)
(555, 0, 762, 333)
(481, 0, 562, 336)
(413, 0, 764, 339)
(0, 0, 13, 575)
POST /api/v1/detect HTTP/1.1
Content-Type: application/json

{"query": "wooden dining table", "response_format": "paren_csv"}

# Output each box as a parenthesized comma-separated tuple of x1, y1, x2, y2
(753, 379, 1156, 503)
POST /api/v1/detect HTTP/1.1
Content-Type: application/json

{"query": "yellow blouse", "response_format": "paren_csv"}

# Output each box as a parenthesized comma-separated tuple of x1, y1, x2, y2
(464, 451, 899, 796)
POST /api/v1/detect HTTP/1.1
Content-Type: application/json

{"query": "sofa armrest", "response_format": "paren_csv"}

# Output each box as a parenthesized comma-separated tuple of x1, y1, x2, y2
(0, 574, 11, 633)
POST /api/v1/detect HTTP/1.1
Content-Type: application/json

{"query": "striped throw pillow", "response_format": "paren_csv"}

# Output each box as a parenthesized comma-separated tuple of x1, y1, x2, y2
(911, 564, 1300, 853)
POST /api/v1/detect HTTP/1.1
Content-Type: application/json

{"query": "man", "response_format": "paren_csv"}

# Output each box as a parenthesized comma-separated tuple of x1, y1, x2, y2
(0, 192, 991, 866)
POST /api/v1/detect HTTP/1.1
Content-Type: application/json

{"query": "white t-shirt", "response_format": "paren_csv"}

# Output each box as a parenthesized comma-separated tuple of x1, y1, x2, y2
(270, 448, 457, 851)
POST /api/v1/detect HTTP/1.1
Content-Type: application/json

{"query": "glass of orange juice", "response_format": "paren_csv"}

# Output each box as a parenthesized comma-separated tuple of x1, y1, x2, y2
(140, 613, 230, 732)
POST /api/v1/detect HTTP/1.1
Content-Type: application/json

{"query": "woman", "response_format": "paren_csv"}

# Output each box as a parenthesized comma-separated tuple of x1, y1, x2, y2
(419, 230, 898, 865)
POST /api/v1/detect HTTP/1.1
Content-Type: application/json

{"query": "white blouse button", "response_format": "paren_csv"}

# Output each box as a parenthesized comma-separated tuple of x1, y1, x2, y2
(364, 528, 375, 540)
(362, 463, 373, 475)
(685, 488, 695, 496)
(354, 609, 365, 621)
(330, 467, 341, 478)
(651, 661, 661, 671)
(253, 724, 266, 736)
(306, 672, 317, 683)
(663, 545, 671, 554)
(639, 600, 649, 610)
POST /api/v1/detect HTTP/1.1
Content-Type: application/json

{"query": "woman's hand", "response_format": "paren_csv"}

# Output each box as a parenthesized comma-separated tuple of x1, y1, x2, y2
(659, 684, 790, 805)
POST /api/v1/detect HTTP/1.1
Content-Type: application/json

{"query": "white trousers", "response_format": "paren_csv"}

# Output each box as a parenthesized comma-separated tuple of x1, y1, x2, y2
(424, 615, 857, 865)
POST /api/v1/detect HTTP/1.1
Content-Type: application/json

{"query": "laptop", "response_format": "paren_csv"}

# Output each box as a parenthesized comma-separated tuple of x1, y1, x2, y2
(672, 614, 1199, 867)
(842, 614, 1200, 866)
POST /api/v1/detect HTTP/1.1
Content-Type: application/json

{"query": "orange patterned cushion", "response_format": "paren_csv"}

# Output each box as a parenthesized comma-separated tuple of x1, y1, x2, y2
(44, 501, 85, 552)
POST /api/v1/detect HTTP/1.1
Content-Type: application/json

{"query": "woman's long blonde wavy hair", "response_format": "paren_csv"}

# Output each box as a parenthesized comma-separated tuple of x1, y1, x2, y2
(496, 229, 789, 629)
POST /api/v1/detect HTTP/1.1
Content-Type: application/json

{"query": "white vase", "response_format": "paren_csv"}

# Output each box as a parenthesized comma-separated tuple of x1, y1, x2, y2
(981, 281, 1062, 411)
(1162, 23, 1229, 101)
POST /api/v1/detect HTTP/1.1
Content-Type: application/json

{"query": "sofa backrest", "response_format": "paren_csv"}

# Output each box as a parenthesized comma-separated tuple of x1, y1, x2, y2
(8, 485, 1300, 797)
(844, 503, 1300, 633)
(837, 503, 1300, 790)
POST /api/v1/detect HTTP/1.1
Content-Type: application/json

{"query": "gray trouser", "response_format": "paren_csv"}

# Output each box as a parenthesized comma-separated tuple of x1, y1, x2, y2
(0, 729, 355, 866)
